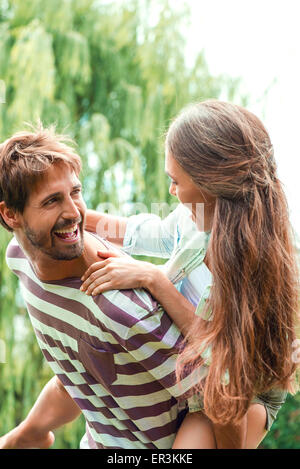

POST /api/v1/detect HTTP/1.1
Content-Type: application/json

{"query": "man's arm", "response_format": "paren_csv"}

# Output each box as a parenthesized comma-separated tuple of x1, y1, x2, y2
(0, 376, 81, 449)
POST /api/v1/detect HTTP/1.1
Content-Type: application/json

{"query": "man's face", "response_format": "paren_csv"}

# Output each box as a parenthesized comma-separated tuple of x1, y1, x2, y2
(18, 163, 86, 261)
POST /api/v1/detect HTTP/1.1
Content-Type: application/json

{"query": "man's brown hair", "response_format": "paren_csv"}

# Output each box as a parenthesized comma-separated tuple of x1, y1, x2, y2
(0, 124, 82, 231)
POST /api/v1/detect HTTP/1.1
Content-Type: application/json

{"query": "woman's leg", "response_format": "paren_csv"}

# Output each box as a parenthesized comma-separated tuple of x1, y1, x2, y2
(172, 403, 267, 449)
(213, 417, 247, 449)
(213, 403, 267, 449)
(172, 411, 217, 449)
(244, 403, 268, 449)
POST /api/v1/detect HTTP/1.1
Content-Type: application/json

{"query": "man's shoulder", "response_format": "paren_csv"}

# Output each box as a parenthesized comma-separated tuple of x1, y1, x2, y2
(6, 236, 27, 266)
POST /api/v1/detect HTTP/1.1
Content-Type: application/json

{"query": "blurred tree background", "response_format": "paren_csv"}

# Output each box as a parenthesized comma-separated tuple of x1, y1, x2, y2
(0, 0, 299, 449)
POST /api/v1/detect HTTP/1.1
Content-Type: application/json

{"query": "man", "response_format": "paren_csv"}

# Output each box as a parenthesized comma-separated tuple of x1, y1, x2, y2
(0, 126, 197, 449)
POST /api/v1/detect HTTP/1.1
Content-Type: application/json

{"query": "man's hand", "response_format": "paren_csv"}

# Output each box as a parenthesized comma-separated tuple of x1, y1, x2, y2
(0, 422, 55, 449)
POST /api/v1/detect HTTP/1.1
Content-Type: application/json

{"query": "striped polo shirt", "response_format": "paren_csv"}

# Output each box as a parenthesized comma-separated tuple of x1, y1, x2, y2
(6, 235, 201, 449)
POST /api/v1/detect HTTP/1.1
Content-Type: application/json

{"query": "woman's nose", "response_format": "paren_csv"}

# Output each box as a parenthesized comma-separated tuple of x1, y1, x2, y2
(169, 183, 176, 197)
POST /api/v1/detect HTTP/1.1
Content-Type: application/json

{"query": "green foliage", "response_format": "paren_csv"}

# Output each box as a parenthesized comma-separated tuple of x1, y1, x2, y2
(260, 394, 300, 449)
(0, 0, 298, 449)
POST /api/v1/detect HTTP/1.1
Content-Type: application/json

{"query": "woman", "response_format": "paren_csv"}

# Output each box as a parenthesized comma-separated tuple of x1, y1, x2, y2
(81, 100, 299, 448)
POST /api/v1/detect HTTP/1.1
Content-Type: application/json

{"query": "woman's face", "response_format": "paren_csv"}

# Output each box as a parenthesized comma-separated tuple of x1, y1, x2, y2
(165, 150, 216, 232)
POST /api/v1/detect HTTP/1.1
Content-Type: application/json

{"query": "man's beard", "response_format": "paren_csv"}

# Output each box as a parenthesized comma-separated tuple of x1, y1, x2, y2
(24, 221, 84, 261)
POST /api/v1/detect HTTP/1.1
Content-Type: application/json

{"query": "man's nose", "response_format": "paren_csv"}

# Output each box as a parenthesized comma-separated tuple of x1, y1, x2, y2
(62, 197, 81, 220)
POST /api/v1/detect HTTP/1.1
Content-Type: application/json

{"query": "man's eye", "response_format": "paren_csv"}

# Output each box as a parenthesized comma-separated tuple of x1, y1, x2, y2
(45, 198, 57, 206)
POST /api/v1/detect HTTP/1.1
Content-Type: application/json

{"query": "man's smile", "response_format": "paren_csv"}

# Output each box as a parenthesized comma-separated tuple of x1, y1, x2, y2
(53, 224, 80, 243)
(54, 225, 80, 243)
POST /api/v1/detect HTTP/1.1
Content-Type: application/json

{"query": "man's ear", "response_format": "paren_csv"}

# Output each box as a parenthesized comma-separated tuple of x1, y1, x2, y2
(0, 201, 22, 230)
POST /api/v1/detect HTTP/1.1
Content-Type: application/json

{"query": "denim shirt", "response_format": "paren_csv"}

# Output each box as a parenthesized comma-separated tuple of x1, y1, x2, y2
(123, 203, 213, 316)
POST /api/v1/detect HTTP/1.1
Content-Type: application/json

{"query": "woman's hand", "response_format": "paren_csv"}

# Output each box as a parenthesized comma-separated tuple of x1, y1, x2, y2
(81, 249, 197, 336)
(80, 250, 160, 295)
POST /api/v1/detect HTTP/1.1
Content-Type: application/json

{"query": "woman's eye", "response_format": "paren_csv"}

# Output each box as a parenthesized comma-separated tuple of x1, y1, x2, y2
(171, 180, 177, 186)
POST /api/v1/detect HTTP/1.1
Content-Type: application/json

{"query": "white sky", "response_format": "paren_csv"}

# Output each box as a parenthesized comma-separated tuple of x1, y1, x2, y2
(185, 0, 300, 235)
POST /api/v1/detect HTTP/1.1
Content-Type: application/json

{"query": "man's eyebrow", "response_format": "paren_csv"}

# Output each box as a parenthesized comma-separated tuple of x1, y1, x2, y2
(40, 184, 82, 205)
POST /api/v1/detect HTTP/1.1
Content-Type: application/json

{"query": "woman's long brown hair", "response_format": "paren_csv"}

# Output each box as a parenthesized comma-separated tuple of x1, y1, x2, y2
(166, 100, 300, 424)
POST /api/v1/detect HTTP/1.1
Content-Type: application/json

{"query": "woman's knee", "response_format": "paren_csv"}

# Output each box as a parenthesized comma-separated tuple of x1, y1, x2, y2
(245, 403, 268, 449)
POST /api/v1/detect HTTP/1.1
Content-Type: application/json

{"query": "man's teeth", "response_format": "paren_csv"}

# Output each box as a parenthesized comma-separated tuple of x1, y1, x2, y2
(55, 225, 77, 234)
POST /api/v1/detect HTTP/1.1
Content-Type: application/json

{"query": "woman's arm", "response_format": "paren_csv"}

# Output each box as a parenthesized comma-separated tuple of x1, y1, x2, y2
(85, 206, 180, 258)
(0, 376, 81, 449)
(146, 267, 196, 336)
(85, 209, 127, 247)
(81, 251, 196, 336)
